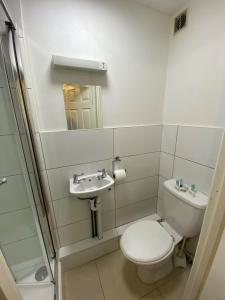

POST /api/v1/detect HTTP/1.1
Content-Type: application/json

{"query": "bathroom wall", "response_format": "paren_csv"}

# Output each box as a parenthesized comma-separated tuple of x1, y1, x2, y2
(6, 0, 225, 254)
(37, 123, 224, 248)
(158, 125, 223, 216)
(38, 125, 161, 247)
(21, 0, 170, 131)
(2, 0, 23, 32)
(163, 0, 225, 127)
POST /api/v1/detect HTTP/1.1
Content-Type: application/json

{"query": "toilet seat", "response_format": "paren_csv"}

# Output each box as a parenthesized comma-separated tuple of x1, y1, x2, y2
(120, 220, 174, 265)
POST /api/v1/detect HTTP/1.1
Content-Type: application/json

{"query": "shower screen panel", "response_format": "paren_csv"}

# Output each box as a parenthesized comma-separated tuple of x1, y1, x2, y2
(0, 14, 56, 284)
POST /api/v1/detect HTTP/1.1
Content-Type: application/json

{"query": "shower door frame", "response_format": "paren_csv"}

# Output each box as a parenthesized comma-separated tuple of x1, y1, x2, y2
(0, 0, 57, 285)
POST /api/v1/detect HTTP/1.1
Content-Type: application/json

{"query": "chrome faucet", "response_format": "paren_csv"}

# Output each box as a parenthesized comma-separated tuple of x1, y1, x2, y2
(101, 168, 107, 178)
(73, 173, 84, 184)
(97, 169, 107, 179)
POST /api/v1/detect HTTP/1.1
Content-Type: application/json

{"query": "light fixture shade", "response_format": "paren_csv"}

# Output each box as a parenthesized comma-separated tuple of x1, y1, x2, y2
(52, 55, 107, 72)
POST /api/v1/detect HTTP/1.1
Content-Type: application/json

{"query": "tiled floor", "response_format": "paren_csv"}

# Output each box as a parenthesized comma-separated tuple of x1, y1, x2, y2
(63, 250, 191, 300)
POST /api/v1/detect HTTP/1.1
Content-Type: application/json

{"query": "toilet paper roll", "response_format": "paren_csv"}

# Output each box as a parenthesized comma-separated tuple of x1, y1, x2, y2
(113, 169, 126, 182)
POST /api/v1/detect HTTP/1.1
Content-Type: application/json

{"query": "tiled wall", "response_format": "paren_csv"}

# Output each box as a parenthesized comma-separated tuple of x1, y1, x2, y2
(39, 124, 224, 248)
(158, 125, 224, 217)
(39, 125, 162, 247)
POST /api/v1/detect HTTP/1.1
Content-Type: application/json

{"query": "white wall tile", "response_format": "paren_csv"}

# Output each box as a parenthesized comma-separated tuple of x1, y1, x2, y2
(40, 129, 113, 169)
(18, 37, 33, 89)
(57, 211, 115, 247)
(116, 198, 157, 226)
(157, 176, 167, 218)
(2, 236, 43, 267)
(176, 126, 223, 168)
(102, 210, 115, 231)
(0, 135, 21, 177)
(0, 175, 29, 214)
(161, 125, 178, 154)
(115, 176, 158, 209)
(0, 208, 36, 245)
(101, 186, 115, 213)
(0, 50, 6, 88)
(47, 160, 112, 200)
(173, 157, 214, 195)
(114, 125, 162, 157)
(0, 88, 16, 135)
(159, 152, 174, 179)
(119, 152, 160, 183)
(158, 176, 166, 200)
(53, 198, 90, 227)
(157, 197, 164, 219)
(58, 219, 92, 247)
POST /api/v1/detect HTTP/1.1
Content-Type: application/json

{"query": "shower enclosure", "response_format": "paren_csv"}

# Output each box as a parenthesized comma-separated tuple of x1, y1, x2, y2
(0, 0, 57, 290)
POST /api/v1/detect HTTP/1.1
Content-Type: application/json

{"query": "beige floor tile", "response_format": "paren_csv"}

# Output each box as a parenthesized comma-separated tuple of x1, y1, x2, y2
(63, 261, 104, 300)
(158, 266, 191, 300)
(155, 266, 185, 288)
(96, 250, 156, 300)
(140, 290, 163, 300)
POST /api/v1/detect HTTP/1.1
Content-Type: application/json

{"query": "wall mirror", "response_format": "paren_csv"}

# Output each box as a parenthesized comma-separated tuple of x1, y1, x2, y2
(62, 84, 102, 130)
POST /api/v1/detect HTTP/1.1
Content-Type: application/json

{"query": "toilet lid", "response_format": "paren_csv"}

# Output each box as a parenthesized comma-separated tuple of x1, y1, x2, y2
(120, 220, 174, 264)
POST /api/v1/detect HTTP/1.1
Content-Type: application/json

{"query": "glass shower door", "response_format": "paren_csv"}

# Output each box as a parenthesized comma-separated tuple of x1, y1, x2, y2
(0, 19, 56, 284)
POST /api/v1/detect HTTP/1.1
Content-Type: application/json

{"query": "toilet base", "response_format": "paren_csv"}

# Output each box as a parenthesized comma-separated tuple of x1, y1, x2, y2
(137, 256, 173, 284)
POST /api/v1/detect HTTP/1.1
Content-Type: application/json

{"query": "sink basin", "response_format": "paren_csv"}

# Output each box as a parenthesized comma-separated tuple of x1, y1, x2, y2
(70, 172, 114, 199)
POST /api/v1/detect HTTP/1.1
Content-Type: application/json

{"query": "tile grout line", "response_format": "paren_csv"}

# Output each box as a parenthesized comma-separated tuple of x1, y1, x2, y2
(94, 260, 106, 300)
(0, 205, 31, 217)
(51, 174, 159, 202)
(137, 286, 159, 300)
(175, 155, 215, 170)
(2, 233, 38, 247)
(156, 287, 166, 300)
(172, 125, 179, 178)
(113, 129, 117, 230)
(115, 195, 158, 211)
(44, 151, 161, 171)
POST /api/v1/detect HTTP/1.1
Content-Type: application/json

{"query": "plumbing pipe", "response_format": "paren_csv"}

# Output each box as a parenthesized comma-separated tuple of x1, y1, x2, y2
(96, 196, 103, 240)
(90, 197, 103, 240)
(90, 209, 97, 238)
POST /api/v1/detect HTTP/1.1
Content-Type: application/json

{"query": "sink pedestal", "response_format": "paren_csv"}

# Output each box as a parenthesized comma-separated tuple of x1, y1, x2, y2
(90, 196, 103, 240)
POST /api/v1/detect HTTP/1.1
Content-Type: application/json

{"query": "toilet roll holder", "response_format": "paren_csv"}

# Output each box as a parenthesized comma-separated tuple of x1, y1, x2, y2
(112, 156, 127, 178)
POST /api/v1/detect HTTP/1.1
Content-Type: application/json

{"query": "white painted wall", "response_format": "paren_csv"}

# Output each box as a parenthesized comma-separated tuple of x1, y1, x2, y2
(21, 0, 170, 131)
(199, 227, 225, 300)
(163, 0, 225, 127)
(3, 0, 23, 31)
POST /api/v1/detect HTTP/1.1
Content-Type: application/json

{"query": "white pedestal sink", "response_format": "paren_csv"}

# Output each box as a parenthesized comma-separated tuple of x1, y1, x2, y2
(69, 171, 114, 239)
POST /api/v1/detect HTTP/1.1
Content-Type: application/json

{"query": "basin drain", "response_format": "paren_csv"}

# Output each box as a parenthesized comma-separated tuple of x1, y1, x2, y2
(35, 266, 48, 281)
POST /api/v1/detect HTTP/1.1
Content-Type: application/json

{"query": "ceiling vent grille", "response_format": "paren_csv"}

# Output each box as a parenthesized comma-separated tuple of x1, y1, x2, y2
(174, 10, 187, 34)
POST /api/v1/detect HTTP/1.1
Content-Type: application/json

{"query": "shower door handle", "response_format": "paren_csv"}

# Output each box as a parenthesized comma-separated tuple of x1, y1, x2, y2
(0, 178, 7, 185)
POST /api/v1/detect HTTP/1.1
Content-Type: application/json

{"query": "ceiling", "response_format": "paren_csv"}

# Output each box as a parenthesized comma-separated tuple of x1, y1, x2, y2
(135, 0, 188, 14)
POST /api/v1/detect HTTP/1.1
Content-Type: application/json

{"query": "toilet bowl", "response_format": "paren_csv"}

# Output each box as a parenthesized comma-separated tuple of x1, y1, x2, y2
(120, 220, 176, 283)
(120, 178, 208, 283)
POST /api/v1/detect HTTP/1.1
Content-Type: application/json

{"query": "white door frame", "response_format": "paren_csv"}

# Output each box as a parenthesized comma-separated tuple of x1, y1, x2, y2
(183, 133, 225, 299)
(0, 251, 23, 300)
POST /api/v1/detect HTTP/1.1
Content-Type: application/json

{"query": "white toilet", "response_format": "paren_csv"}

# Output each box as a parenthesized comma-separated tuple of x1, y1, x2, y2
(120, 179, 208, 283)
